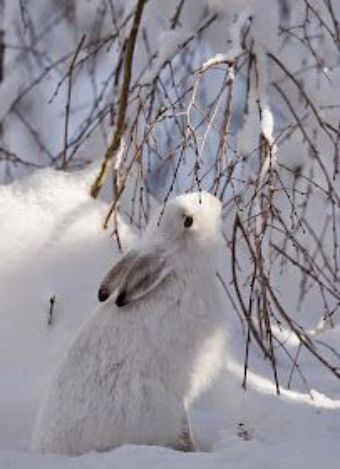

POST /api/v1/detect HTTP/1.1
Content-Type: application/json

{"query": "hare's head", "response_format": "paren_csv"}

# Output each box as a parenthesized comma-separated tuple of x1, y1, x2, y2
(98, 192, 222, 305)
(146, 191, 222, 247)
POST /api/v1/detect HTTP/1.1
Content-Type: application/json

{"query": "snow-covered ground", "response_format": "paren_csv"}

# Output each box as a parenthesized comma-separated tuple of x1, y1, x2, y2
(1, 167, 340, 468)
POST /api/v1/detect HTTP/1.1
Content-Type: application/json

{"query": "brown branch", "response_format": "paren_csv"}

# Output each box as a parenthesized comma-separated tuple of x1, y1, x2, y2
(0, 28, 4, 83)
(267, 282, 340, 379)
(231, 214, 271, 360)
(19, 0, 29, 32)
(268, 51, 340, 139)
(170, 0, 186, 29)
(90, 0, 147, 198)
(0, 147, 43, 168)
(271, 242, 340, 301)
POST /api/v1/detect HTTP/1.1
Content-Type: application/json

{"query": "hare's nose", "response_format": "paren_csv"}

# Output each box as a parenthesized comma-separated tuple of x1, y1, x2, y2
(98, 286, 110, 302)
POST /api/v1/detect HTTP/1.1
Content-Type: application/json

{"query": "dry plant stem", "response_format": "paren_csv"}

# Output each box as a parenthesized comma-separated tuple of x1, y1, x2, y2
(90, 0, 147, 198)
(235, 213, 340, 382)
(271, 242, 340, 301)
(0, 147, 42, 168)
(18, 0, 29, 31)
(170, 0, 186, 29)
(269, 51, 340, 139)
(47, 295, 56, 326)
(242, 261, 257, 390)
(268, 284, 340, 379)
(61, 34, 86, 170)
(279, 339, 313, 397)
(231, 214, 271, 361)
(0, 28, 4, 83)
(14, 109, 55, 163)
(103, 135, 146, 229)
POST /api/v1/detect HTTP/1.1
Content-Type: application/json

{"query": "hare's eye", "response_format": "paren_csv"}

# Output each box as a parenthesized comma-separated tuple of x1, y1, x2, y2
(183, 215, 193, 228)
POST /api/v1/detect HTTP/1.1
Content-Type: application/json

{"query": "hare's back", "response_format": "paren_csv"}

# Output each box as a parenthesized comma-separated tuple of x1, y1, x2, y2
(33, 303, 185, 454)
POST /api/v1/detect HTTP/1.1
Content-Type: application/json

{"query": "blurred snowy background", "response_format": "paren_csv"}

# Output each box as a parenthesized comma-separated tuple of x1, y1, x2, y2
(0, 0, 340, 467)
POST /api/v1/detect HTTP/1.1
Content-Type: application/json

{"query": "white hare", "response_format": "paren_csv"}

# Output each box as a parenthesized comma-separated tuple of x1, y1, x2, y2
(32, 191, 228, 455)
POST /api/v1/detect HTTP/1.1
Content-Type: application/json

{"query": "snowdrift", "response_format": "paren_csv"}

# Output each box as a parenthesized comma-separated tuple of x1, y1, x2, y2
(0, 167, 339, 468)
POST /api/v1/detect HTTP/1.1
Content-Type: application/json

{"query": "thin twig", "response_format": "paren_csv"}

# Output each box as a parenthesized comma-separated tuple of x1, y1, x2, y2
(61, 34, 86, 169)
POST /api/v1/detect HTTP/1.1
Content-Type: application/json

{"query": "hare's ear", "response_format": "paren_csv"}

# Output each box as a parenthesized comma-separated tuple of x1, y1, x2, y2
(115, 253, 172, 307)
(98, 250, 138, 302)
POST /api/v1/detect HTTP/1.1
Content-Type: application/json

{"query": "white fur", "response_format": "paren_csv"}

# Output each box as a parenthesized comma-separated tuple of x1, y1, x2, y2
(32, 192, 228, 455)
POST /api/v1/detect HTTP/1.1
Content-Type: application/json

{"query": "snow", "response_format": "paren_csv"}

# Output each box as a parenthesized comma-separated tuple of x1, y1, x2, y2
(142, 29, 190, 84)
(201, 54, 231, 71)
(261, 106, 275, 146)
(0, 165, 134, 450)
(259, 104, 278, 180)
(0, 167, 340, 468)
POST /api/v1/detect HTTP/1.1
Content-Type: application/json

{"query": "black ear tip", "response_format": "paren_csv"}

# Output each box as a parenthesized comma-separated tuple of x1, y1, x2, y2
(116, 291, 127, 307)
(98, 286, 110, 302)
